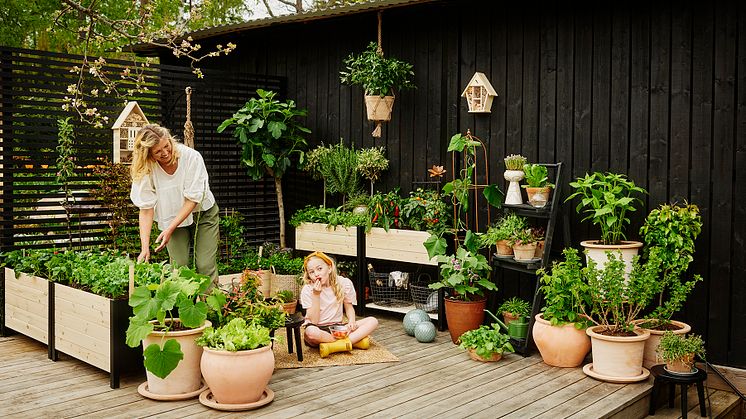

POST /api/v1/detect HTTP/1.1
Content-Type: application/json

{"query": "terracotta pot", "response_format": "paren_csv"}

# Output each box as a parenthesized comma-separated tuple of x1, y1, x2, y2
(444, 298, 486, 344)
(532, 314, 591, 367)
(586, 325, 650, 379)
(525, 187, 552, 208)
(201, 345, 275, 404)
(534, 240, 545, 258)
(666, 354, 696, 373)
(496, 240, 513, 256)
(364, 95, 395, 121)
(467, 348, 502, 362)
(632, 319, 691, 369)
(142, 319, 211, 396)
(580, 240, 643, 279)
(502, 311, 520, 326)
(281, 300, 297, 315)
(512, 243, 537, 261)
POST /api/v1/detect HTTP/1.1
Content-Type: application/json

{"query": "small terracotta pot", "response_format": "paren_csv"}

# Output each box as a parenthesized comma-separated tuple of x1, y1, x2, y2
(444, 298, 486, 344)
(496, 240, 513, 256)
(532, 314, 591, 367)
(467, 348, 502, 362)
(525, 187, 552, 208)
(666, 354, 696, 373)
(503, 311, 520, 326)
(586, 325, 650, 378)
(534, 240, 545, 258)
(632, 319, 691, 369)
(512, 243, 537, 261)
(281, 300, 297, 315)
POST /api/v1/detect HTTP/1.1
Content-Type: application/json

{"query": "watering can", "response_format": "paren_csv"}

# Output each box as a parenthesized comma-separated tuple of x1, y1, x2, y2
(485, 309, 530, 340)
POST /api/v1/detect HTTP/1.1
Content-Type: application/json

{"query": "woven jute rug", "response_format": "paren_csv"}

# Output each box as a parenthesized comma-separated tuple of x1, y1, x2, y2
(271, 328, 399, 369)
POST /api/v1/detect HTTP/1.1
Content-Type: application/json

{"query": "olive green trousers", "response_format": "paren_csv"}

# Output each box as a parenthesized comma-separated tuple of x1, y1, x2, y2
(166, 203, 220, 283)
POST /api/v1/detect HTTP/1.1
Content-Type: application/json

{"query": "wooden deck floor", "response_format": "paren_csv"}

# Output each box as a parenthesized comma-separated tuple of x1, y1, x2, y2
(0, 314, 738, 418)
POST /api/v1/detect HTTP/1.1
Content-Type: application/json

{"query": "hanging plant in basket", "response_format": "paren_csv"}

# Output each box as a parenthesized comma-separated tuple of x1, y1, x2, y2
(340, 42, 415, 137)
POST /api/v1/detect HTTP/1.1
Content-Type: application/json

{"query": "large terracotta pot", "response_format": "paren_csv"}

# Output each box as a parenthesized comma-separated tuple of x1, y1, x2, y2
(444, 298, 486, 344)
(201, 345, 275, 404)
(581, 240, 643, 278)
(143, 319, 211, 396)
(633, 319, 691, 369)
(532, 314, 591, 367)
(586, 325, 650, 379)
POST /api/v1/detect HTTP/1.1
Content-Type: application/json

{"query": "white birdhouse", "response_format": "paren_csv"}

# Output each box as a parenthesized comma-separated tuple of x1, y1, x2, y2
(111, 101, 149, 163)
(461, 72, 498, 113)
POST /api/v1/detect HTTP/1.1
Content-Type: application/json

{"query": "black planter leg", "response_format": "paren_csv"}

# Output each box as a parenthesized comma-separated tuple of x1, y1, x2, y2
(696, 381, 706, 417)
(669, 383, 676, 407)
(649, 378, 659, 415)
(680, 384, 688, 418)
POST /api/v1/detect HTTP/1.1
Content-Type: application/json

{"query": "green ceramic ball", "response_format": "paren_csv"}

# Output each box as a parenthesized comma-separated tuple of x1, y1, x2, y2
(403, 309, 431, 336)
(414, 321, 437, 343)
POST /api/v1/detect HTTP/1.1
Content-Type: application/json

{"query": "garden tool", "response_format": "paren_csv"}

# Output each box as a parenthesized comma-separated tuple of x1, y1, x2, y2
(485, 309, 530, 340)
(353, 336, 370, 350)
(319, 337, 352, 358)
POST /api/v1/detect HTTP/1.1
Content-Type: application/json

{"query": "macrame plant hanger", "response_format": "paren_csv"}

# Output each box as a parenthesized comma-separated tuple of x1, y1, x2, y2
(371, 11, 389, 138)
(184, 87, 195, 148)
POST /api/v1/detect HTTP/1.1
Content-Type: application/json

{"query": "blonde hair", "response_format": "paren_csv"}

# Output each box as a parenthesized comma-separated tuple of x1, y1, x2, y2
(303, 251, 344, 303)
(130, 124, 181, 181)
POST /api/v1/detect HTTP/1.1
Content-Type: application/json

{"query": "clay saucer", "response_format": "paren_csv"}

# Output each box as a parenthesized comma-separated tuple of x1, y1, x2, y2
(198, 388, 274, 411)
(583, 363, 650, 383)
(137, 381, 208, 401)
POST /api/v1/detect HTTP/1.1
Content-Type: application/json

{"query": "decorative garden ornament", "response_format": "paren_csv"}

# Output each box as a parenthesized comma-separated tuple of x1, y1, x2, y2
(504, 170, 525, 205)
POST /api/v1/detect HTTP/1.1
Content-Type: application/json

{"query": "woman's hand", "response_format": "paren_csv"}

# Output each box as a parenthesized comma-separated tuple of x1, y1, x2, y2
(154, 229, 173, 252)
(137, 249, 150, 263)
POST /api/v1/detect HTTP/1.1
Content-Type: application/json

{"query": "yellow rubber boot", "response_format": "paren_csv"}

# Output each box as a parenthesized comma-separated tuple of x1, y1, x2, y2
(319, 338, 352, 358)
(352, 336, 370, 350)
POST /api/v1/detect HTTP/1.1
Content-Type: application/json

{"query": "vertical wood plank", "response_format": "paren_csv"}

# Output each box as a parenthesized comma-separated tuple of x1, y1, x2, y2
(539, 9, 557, 164)
(506, 14, 524, 156)
(609, 8, 630, 174)
(555, 11, 574, 204)
(522, 14, 540, 163)
(629, 7, 650, 196)
(648, 3, 671, 209)
(591, 8, 611, 171)
(573, 11, 593, 241)
(669, 7, 692, 203)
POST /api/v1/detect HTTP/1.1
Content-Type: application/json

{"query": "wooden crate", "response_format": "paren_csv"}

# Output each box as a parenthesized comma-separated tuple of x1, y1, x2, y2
(366, 228, 436, 265)
(294, 222, 358, 256)
(4, 267, 49, 344)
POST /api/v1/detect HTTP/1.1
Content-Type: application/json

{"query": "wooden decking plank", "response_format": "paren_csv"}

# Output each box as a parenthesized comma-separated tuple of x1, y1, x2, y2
(533, 380, 627, 418)
(501, 375, 604, 418)
(567, 377, 653, 418)
(0, 374, 116, 415)
(644, 387, 739, 418)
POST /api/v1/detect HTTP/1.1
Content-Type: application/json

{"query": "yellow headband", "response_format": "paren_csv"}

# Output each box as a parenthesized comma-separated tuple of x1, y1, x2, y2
(303, 251, 334, 270)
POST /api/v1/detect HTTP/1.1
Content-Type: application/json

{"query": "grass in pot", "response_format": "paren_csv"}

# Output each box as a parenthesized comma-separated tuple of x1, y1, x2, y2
(656, 331, 705, 374)
(498, 297, 530, 325)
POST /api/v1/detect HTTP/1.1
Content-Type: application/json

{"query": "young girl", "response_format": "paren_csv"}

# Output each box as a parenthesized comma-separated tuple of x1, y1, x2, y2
(300, 251, 378, 357)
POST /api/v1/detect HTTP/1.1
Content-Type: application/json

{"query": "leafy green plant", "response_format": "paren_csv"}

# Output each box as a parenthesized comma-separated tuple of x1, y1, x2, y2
(196, 318, 271, 351)
(401, 188, 449, 235)
(318, 140, 361, 203)
(580, 249, 661, 335)
(206, 270, 286, 330)
(125, 266, 212, 379)
(368, 190, 404, 231)
(521, 164, 554, 189)
(217, 88, 311, 248)
(275, 289, 295, 303)
(537, 248, 592, 328)
(478, 214, 528, 248)
(656, 331, 705, 365)
(219, 209, 246, 264)
(498, 297, 530, 317)
(56, 117, 76, 248)
(503, 154, 527, 171)
(566, 172, 647, 245)
(510, 228, 539, 246)
(639, 203, 703, 326)
(356, 146, 389, 194)
(289, 205, 368, 229)
(459, 324, 514, 359)
(302, 143, 333, 181)
(429, 231, 497, 301)
(343, 192, 371, 211)
(266, 252, 303, 275)
(339, 42, 415, 97)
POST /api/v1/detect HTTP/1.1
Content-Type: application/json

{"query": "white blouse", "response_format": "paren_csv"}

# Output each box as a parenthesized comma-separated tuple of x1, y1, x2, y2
(130, 143, 216, 231)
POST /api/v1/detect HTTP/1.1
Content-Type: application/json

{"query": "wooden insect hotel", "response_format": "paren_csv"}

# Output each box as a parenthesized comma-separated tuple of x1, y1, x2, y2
(111, 101, 149, 163)
(461, 72, 498, 113)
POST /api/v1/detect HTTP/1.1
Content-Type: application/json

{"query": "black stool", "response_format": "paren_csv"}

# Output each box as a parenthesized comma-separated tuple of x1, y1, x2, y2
(285, 312, 305, 362)
(649, 364, 707, 418)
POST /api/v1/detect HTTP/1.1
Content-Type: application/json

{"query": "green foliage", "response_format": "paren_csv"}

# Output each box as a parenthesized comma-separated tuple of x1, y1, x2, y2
(581, 250, 662, 334)
(640, 203, 703, 324)
(656, 332, 706, 364)
(459, 324, 515, 359)
(537, 248, 592, 328)
(566, 172, 647, 245)
(510, 227, 540, 246)
(368, 190, 404, 231)
(196, 318, 272, 351)
(217, 89, 310, 181)
(56, 117, 76, 247)
(126, 266, 212, 379)
(521, 164, 554, 189)
(219, 209, 246, 262)
(275, 289, 295, 303)
(266, 252, 304, 275)
(503, 154, 527, 171)
(289, 205, 368, 228)
(339, 42, 415, 96)
(318, 141, 361, 199)
(498, 297, 531, 317)
(205, 270, 286, 332)
(356, 146, 389, 184)
(400, 188, 449, 235)
(303, 144, 333, 180)
(429, 231, 496, 301)
(479, 214, 528, 248)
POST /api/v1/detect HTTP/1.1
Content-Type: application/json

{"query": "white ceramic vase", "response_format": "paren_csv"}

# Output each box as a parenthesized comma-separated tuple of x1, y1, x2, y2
(504, 170, 525, 205)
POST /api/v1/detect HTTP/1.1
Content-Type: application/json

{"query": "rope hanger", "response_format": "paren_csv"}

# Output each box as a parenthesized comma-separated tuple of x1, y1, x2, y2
(370, 11, 391, 138)
(184, 87, 195, 148)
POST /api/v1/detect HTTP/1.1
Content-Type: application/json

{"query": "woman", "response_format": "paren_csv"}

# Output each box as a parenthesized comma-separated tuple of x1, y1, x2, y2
(130, 124, 219, 282)
(300, 251, 378, 357)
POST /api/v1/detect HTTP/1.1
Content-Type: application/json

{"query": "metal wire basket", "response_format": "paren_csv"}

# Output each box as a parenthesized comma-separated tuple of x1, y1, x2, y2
(409, 273, 439, 312)
(368, 272, 411, 307)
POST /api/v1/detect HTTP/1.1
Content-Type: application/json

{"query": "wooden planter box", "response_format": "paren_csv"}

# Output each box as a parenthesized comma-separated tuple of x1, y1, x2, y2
(366, 228, 436, 266)
(3, 268, 141, 388)
(294, 222, 358, 256)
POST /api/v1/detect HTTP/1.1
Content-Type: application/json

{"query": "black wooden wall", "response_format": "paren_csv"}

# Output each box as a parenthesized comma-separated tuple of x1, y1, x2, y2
(163, 0, 746, 368)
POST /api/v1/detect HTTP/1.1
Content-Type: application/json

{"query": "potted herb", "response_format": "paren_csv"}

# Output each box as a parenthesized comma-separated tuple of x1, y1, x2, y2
(521, 164, 554, 208)
(125, 266, 213, 398)
(339, 41, 415, 135)
(510, 228, 539, 262)
(503, 154, 527, 205)
(318, 140, 362, 205)
(429, 231, 497, 344)
(356, 146, 389, 195)
(535, 248, 593, 367)
(275, 289, 297, 314)
(635, 203, 703, 368)
(498, 297, 530, 325)
(196, 318, 274, 406)
(479, 214, 527, 256)
(459, 324, 514, 362)
(656, 332, 705, 374)
(266, 250, 304, 297)
(217, 89, 311, 248)
(565, 172, 647, 275)
(580, 250, 662, 381)
(344, 192, 371, 216)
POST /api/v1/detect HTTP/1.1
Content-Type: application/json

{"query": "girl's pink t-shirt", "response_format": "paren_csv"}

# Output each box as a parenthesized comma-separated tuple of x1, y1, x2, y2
(300, 276, 357, 325)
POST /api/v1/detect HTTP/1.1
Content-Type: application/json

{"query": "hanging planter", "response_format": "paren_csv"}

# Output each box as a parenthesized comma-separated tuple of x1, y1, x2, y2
(364, 95, 395, 121)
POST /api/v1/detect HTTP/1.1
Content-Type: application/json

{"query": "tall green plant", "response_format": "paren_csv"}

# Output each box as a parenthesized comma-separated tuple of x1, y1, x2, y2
(339, 42, 415, 96)
(217, 89, 311, 248)
(537, 248, 592, 328)
(318, 141, 361, 203)
(56, 117, 76, 248)
(356, 146, 389, 195)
